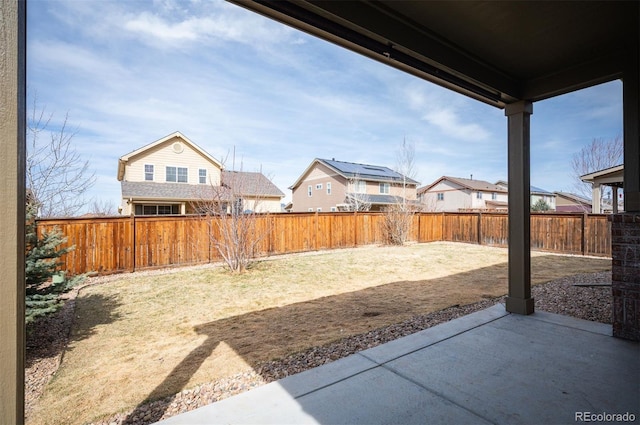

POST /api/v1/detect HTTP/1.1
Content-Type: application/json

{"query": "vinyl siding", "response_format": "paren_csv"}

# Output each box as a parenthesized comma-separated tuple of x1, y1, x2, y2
(123, 136, 221, 186)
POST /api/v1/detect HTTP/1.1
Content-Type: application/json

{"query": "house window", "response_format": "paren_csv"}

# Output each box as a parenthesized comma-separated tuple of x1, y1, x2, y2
(330, 206, 336, 212)
(177, 167, 188, 183)
(492, 193, 497, 200)
(477, 192, 482, 199)
(308, 185, 312, 197)
(317, 208, 322, 212)
(354, 180, 366, 193)
(316, 183, 323, 190)
(437, 193, 444, 201)
(135, 204, 180, 215)
(144, 164, 154, 181)
(166, 166, 188, 183)
(379, 183, 390, 194)
(308, 208, 314, 212)
(199, 169, 207, 184)
(327, 183, 331, 195)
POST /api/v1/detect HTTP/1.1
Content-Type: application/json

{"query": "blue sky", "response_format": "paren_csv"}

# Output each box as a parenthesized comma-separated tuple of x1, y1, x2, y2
(27, 0, 623, 212)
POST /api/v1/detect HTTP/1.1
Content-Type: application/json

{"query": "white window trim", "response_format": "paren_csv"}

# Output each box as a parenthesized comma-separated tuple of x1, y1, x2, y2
(379, 182, 390, 194)
(144, 164, 154, 181)
(198, 168, 207, 184)
(166, 165, 188, 183)
(308, 185, 312, 197)
(316, 183, 323, 190)
(327, 182, 332, 195)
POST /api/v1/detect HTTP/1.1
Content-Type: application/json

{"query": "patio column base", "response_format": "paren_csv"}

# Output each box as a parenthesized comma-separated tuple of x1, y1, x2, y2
(505, 296, 535, 315)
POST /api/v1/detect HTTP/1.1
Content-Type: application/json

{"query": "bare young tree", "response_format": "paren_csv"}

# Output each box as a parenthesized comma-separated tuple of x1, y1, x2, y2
(192, 166, 274, 273)
(88, 199, 118, 216)
(343, 174, 371, 212)
(27, 96, 96, 217)
(382, 139, 418, 245)
(571, 136, 623, 209)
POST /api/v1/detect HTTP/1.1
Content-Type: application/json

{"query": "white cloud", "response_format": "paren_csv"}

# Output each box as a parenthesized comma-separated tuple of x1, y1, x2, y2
(423, 109, 490, 141)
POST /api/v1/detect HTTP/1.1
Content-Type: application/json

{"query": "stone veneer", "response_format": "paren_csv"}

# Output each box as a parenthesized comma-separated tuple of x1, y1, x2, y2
(610, 213, 640, 340)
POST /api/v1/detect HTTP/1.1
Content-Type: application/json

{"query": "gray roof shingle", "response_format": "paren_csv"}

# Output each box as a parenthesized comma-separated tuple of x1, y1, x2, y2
(121, 171, 284, 202)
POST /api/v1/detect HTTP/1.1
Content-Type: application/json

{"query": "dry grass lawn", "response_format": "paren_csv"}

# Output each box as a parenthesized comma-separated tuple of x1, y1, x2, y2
(27, 242, 611, 425)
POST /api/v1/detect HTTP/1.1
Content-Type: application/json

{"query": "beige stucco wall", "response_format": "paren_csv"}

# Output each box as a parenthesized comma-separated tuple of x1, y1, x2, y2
(291, 161, 417, 212)
(123, 136, 222, 186)
(291, 162, 346, 212)
(1, 1, 25, 421)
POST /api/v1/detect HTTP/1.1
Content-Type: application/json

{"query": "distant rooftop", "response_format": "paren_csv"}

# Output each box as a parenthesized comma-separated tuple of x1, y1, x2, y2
(319, 158, 419, 185)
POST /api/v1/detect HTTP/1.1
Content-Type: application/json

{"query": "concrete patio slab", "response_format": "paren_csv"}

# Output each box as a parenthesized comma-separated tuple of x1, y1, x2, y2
(157, 304, 639, 425)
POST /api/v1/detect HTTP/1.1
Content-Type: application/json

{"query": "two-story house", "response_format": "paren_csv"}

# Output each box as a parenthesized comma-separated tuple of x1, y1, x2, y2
(419, 176, 556, 212)
(418, 176, 509, 212)
(289, 158, 419, 212)
(117, 132, 284, 215)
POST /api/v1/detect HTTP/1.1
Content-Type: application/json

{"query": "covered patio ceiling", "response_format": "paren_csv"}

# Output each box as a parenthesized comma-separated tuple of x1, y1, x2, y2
(230, 1, 638, 108)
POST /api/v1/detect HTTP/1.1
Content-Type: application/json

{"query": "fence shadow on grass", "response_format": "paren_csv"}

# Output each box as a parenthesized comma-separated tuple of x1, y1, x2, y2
(26, 292, 122, 368)
(121, 254, 611, 424)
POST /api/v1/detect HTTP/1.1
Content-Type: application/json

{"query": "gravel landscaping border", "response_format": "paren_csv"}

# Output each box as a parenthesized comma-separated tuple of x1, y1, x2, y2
(26, 271, 612, 425)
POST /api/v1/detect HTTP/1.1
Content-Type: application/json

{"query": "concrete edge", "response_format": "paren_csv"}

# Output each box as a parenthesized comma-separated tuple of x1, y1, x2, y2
(360, 303, 509, 364)
(528, 310, 612, 336)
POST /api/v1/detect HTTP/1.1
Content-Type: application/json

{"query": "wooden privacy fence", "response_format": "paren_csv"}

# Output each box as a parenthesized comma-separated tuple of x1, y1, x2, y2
(37, 212, 611, 276)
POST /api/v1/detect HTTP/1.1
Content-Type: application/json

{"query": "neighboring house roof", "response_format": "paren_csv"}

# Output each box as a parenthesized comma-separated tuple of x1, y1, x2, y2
(530, 186, 553, 195)
(554, 192, 591, 206)
(580, 164, 624, 187)
(121, 172, 284, 202)
(121, 181, 229, 201)
(290, 158, 419, 189)
(223, 171, 285, 198)
(117, 132, 223, 181)
(418, 176, 507, 195)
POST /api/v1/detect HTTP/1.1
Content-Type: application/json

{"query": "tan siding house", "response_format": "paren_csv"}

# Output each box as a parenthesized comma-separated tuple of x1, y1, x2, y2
(419, 176, 555, 212)
(418, 176, 508, 212)
(117, 132, 284, 215)
(289, 158, 419, 212)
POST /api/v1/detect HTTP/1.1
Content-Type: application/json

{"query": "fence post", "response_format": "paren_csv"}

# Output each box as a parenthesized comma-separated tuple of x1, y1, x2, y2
(477, 212, 482, 245)
(131, 214, 136, 273)
(581, 213, 587, 256)
(353, 211, 358, 246)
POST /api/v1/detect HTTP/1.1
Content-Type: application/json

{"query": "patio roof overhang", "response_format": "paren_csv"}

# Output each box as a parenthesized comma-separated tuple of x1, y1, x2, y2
(229, 1, 637, 108)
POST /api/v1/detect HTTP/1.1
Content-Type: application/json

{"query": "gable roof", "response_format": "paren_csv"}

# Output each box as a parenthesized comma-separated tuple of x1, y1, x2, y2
(290, 158, 419, 190)
(117, 132, 223, 181)
(553, 192, 592, 206)
(418, 176, 507, 195)
(580, 164, 624, 187)
(223, 171, 285, 198)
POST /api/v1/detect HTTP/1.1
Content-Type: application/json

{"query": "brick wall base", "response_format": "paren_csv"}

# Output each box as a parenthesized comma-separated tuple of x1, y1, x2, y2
(609, 213, 640, 341)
